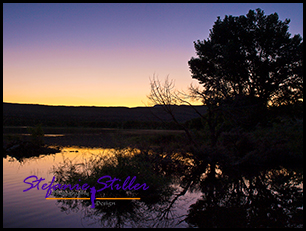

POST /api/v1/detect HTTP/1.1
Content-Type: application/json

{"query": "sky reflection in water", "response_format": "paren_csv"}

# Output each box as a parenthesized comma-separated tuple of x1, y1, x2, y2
(3, 147, 200, 228)
(3, 146, 303, 228)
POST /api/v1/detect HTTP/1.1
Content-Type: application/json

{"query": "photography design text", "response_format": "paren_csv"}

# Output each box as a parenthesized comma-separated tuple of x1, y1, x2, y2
(23, 175, 149, 208)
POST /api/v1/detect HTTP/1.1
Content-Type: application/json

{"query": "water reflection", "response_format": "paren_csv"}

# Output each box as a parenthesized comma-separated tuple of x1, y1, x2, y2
(186, 167, 303, 228)
(50, 148, 303, 228)
(3, 146, 303, 228)
(51, 148, 183, 228)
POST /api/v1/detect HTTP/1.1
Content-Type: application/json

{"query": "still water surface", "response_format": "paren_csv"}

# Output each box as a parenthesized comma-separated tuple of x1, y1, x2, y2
(3, 147, 200, 228)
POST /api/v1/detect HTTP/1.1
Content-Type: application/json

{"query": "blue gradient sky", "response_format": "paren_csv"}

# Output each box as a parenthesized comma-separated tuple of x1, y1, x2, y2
(3, 3, 303, 107)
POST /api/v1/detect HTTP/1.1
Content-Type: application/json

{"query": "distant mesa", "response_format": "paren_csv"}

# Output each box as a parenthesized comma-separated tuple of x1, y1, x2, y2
(3, 102, 206, 125)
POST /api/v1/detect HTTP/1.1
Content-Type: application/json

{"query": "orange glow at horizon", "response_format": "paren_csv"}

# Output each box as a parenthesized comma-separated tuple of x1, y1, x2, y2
(3, 45, 195, 108)
(4, 4, 301, 108)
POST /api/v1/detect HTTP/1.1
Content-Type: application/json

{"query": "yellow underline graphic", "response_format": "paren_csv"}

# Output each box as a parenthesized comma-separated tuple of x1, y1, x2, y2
(46, 198, 141, 200)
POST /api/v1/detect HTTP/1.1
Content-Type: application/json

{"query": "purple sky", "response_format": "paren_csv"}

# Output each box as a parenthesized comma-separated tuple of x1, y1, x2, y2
(3, 3, 303, 107)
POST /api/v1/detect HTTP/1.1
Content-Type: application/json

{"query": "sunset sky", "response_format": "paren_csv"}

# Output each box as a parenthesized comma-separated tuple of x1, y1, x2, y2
(3, 3, 303, 107)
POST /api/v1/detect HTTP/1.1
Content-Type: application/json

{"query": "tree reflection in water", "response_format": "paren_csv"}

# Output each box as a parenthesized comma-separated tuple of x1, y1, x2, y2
(51, 148, 303, 228)
(186, 166, 303, 228)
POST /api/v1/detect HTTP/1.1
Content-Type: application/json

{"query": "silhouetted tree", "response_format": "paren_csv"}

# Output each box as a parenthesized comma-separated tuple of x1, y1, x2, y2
(147, 75, 196, 145)
(148, 9, 303, 162)
(188, 8, 303, 109)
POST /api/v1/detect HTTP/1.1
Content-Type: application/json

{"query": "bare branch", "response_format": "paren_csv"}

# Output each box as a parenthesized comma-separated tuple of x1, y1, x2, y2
(147, 74, 197, 146)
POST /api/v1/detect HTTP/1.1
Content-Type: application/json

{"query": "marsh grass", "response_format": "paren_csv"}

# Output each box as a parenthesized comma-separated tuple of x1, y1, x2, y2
(52, 147, 194, 204)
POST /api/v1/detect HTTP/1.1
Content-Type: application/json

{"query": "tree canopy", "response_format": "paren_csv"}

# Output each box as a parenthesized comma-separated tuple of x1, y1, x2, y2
(188, 8, 303, 108)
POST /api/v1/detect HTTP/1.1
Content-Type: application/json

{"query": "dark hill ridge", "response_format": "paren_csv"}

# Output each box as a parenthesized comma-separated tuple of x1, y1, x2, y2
(3, 102, 206, 127)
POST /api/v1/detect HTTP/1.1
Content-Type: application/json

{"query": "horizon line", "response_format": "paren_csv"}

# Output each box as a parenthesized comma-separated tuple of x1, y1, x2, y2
(3, 101, 204, 108)
(3, 101, 144, 108)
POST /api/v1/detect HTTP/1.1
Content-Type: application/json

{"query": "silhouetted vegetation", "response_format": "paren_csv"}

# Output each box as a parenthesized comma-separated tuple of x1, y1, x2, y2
(189, 8, 302, 109)
(3, 124, 60, 161)
(49, 148, 302, 228)
(148, 8, 303, 161)
(3, 8, 303, 228)
(145, 9, 303, 227)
